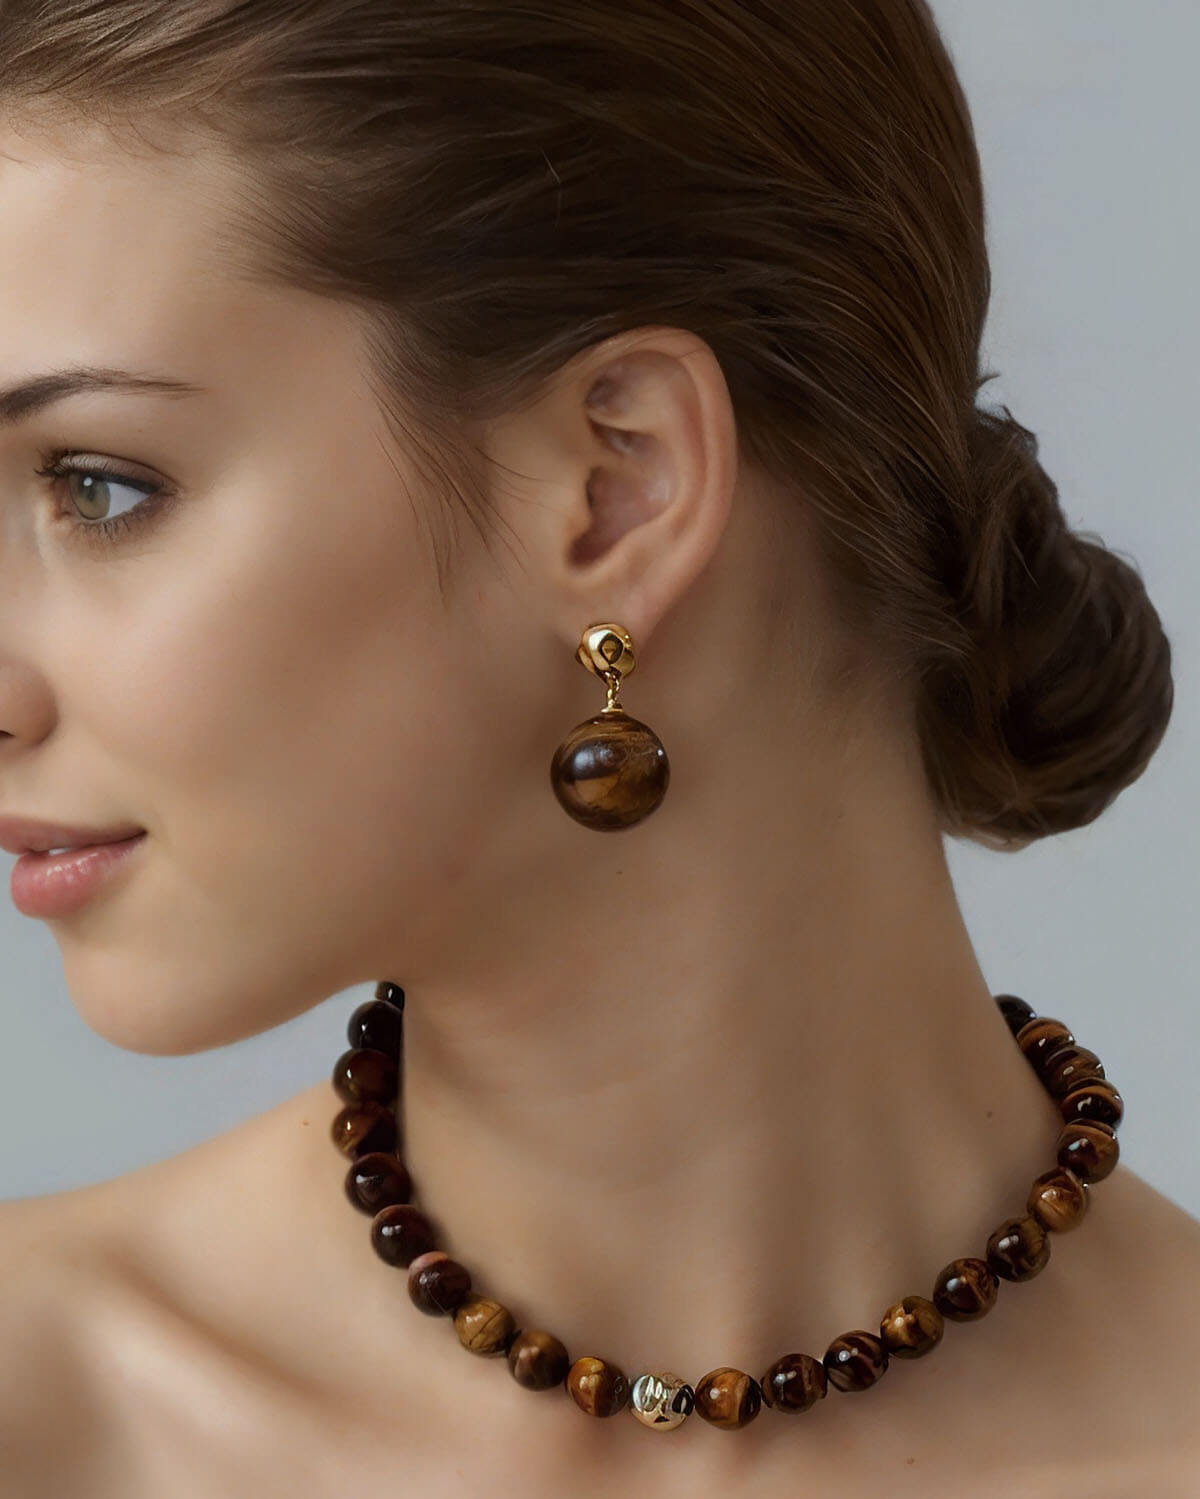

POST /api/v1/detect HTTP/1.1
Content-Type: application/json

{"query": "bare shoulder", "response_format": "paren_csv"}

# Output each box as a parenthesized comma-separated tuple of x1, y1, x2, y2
(0, 1185, 125, 1497)
(1086, 1166, 1200, 1494)
(0, 1089, 407, 1499)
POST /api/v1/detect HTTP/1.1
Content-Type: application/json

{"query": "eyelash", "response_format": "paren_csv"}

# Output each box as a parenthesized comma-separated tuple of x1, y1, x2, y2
(33, 448, 173, 546)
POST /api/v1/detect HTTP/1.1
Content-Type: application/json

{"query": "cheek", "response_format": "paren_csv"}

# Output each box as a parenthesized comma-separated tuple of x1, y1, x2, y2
(68, 487, 503, 1041)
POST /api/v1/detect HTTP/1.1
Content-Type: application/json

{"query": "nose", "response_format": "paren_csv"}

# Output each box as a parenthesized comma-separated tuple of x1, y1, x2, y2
(0, 657, 57, 752)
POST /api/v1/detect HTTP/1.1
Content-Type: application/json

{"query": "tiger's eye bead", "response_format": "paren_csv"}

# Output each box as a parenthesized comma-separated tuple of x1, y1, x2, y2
(932, 1257, 999, 1320)
(331, 1100, 398, 1159)
(1061, 1079, 1124, 1130)
(370, 1202, 438, 1267)
(347, 999, 404, 1060)
(880, 1295, 944, 1358)
(455, 1294, 517, 1355)
(1015, 1018, 1075, 1073)
(986, 1215, 1051, 1282)
(629, 1371, 695, 1429)
(1057, 1120, 1119, 1183)
(995, 993, 1036, 1036)
(694, 1367, 762, 1428)
(1041, 1045, 1105, 1098)
(566, 1356, 630, 1416)
(823, 1331, 889, 1392)
(508, 1329, 571, 1390)
(374, 980, 406, 1013)
(1028, 1166, 1090, 1231)
(344, 1152, 412, 1215)
(549, 711, 670, 830)
(407, 1250, 472, 1315)
(332, 1046, 399, 1106)
(760, 1352, 827, 1412)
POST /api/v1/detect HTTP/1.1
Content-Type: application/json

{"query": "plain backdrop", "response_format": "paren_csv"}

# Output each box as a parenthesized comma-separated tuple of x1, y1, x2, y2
(1, 1, 1197, 1218)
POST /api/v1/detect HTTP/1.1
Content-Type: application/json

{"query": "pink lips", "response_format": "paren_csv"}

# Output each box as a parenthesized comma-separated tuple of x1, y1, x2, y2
(9, 833, 147, 918)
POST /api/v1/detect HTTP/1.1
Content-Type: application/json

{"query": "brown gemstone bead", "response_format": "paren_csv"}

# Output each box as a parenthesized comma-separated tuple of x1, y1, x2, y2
(407, 1250, 472, 1315)
(1041, 1045, 1105, 1098)
(347, 998, 404, 1061)
(880, 1295, 944, 1358)
(760, 1352, 828, 1412)
(995, 993, 1036, 1036)
(549, 710, 670, 830)
(1061, 1079, 1124, 1130)
(1015, 1017, 1075, 1073)
(1057, 1120, 1119, 1183)
(986, 1215, 1050, 1282)
(455, 1295, 517, 1356)
(694, 1367, 762, 1429)
(332, 1046, 399, 1107)
(507, 1329, 571, 1390)
(566, 1356, 630, 1417)
(824, 1331, 889, 1392)
(1028, 1166, 1090, 1232)
(344, 1151, 412, 1215)
(370, 1202, 438, 1267)
(932, 1256, 999, 1320)
(374, 980, 406, 1013)
(330, 1100, 398, 1159)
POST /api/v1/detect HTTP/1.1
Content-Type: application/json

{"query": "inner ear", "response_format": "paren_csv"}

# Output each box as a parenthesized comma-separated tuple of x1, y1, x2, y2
(571, 444, 670, 566)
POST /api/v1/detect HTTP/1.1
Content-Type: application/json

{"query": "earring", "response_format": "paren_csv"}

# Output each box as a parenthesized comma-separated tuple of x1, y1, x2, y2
(549, 622, 670, 831)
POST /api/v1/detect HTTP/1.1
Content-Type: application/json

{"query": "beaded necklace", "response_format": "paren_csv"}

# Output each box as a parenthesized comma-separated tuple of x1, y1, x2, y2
(331, 984, 1121, 1432)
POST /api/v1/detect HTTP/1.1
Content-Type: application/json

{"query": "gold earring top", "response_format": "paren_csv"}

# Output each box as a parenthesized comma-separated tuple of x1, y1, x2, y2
(575, 623, 636, 682)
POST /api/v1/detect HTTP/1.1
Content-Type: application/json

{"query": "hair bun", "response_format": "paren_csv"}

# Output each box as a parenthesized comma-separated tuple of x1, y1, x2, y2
(918, 404, 1175, 848)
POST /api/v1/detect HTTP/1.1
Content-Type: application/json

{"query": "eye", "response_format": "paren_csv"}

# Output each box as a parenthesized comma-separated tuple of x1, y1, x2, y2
(34, 449, 173, 546)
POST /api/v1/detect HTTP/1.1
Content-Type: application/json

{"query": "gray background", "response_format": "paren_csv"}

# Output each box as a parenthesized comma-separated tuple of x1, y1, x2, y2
(2, 1, 1197, 1216)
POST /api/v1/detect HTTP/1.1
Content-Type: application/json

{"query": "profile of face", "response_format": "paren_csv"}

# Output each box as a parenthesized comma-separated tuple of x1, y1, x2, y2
(0, 120, 634, 1055)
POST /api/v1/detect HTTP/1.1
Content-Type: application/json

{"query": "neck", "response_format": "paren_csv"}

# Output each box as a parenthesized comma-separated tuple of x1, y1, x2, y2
(386, 705, 1061, 1384)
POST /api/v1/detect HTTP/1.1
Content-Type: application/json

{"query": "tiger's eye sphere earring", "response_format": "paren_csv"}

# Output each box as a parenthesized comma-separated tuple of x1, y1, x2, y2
(549, 622, 670, 831)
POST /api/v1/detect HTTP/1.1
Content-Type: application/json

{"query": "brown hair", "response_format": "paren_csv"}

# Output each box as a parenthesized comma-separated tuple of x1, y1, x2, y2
(1, 0, 1173, 850)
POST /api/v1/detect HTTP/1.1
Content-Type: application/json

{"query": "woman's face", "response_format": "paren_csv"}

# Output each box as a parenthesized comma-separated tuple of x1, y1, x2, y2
(0, 122, 552, 1052)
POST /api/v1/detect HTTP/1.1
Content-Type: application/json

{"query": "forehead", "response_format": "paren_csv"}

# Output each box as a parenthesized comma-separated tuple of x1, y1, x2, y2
(0, 118, 366, 403)
(0, 121, 247, 365)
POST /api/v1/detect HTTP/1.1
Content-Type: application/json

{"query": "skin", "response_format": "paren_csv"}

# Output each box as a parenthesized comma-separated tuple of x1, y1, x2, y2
(1, 118, 1198, 1497)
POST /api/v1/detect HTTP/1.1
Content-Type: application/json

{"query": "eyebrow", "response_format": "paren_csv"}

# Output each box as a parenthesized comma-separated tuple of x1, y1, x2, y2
(0, 367, 206, 427)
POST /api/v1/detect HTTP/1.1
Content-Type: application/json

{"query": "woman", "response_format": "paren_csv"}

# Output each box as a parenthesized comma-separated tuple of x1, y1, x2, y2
(0, 1, 1195, 1494)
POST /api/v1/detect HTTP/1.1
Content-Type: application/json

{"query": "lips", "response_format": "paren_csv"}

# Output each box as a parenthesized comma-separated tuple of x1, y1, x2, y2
(0, 818, 146, 857)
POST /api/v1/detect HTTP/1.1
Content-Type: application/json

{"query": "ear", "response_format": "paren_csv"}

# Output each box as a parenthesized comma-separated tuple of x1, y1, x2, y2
(487, 325, 739, 659)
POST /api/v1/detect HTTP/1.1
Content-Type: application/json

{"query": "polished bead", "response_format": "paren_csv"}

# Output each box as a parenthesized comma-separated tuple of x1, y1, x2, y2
(507, 1329, 571, 1390)
(344, 1151, 412, 1215)
(1028, 1166, 1090, 1232)
(760, 1352, 827, 1412)
(932, 1256, 999, 1320)
(1015, 1017, 1075, 1073)
(370, 1202, 438, 1267)
(407, 1250, 472, 1315)
(694, 1367, 762, 1428)
(330, 1100, 398, 1159)
(1041, 1045, 1105, 1098)
(454, 1294, 517, 1355)
(374, 980, 406, 1013)
(331, 1046, 399, 1106)
(347, 998, 404, 1061)
(566, 1356, 630, 1417)
(995, 993, 1036, 1036)
(986, 1214, 1050, 1282)
(1057, 1120, 1119, 1183)
(628, 1371, 695, 1429)
(823, 1331, 889, 1392)
(549, 710, 669, 830)
(1061, 1079, 1124, 1130)
(880, 1295, 944, 1357)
